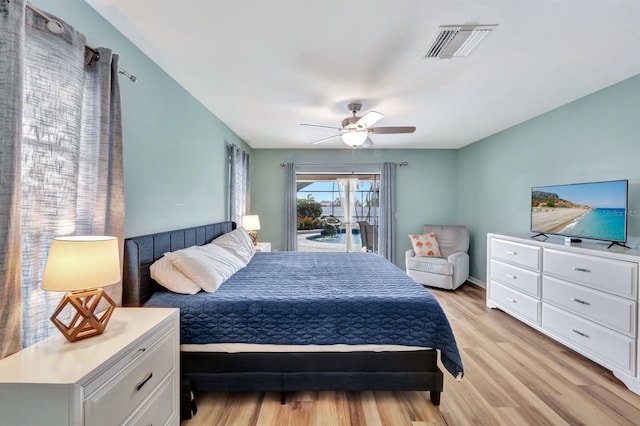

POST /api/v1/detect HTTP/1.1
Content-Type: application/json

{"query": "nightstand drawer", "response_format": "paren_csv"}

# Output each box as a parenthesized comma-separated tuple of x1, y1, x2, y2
(255, 242, 271, 252)
(85, 326, 176, 425)
(125, 374, 177, 425)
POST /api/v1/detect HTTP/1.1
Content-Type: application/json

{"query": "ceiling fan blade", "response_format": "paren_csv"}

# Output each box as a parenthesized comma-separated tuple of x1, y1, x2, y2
(310, 134, 341, 145)
(355, 111, 384, 129)
(369, 126, 416, 134)
(300, 123, 342, 130)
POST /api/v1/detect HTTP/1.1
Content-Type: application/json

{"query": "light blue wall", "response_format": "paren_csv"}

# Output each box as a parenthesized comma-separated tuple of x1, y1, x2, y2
(34, 0, 251, 236)
(250, 149, 459, 267)
(459, 74, 640, 283)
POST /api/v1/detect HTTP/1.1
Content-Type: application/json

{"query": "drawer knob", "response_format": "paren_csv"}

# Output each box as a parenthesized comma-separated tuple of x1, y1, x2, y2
(136, 372, 153, 391)
(571, 328, 589, 338)
(506, 251, 517, 255)
(571, 267, 591, 273)
(506, 274, 517, 279)
(506, 297, 517, 303)
(571, 297, 590, 306)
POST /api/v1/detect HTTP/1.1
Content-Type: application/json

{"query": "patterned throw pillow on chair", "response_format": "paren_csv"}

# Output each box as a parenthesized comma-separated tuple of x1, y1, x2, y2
(409, 232, 442, 257)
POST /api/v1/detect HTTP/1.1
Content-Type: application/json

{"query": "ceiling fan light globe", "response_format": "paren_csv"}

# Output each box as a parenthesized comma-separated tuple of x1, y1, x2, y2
(341, 131, 368, 147)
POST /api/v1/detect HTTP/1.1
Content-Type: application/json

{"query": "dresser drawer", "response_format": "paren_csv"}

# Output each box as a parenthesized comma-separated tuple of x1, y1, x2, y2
(544, 249, 637, 299)
(490, 259, 540, 297)
(542, 304, 635, 375)
(85, 327, 176, 425)
(490, 239, 541, 271)
(543, 276, 636, 337)
(124, 374, 177, 425)
(490, 281, 540, 324)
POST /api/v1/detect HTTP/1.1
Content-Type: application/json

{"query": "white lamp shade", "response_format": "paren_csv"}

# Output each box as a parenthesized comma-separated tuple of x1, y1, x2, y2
(341, 131, 368, 147)
(42, 236, 120, 292)
(242, 215, 261, 231)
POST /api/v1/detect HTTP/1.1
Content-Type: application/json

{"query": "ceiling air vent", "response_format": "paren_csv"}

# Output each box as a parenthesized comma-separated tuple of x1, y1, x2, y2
(424, 24, 497, 59)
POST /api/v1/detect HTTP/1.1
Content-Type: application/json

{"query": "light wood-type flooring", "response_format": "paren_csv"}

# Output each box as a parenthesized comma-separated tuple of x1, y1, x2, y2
(182, 283, 640, 425)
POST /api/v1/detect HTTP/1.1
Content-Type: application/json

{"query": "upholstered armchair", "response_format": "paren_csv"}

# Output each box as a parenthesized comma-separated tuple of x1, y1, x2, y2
(405, 224, 470, 290)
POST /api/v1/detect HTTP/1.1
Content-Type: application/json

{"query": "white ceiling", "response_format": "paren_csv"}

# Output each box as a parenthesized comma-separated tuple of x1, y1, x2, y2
(85, 0, 640, 150)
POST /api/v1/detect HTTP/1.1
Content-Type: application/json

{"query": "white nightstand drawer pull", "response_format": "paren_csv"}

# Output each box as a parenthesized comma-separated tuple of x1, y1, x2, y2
(506, 297, 517, 303)
(136, 372, 153, 391)
(571, 266, 591, 273)
(505, 274, 517, 279)
(571, 297, 590, 306)
(571, 328, 589, 338)
(506, 251, 517, 255)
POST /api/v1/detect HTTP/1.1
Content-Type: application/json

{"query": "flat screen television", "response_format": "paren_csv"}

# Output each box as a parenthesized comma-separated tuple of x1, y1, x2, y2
(530, 179, 628, 245)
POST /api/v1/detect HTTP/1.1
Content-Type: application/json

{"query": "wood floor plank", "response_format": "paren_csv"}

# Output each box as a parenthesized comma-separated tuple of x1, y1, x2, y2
(181, 283, 640, 426)
(354, 391, 384, 426)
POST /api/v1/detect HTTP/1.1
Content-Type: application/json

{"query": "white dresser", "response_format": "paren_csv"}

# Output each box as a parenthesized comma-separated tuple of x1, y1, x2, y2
(487, 233, 640, 395)
(0, 307, 180, 426)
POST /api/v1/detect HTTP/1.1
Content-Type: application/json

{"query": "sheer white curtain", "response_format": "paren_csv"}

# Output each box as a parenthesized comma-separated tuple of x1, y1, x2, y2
(229, 145, 250, 225)
(0, 1, 124, 354)
(337, 178, 358, 252)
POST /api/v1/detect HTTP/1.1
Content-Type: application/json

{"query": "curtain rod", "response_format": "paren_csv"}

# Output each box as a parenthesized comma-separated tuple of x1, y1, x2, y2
(280, 162, 408, 167)
(25, 2, 137, 83)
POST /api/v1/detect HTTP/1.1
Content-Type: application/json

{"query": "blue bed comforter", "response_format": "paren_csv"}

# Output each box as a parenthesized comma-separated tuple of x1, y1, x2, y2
(144, 251, 463, 377)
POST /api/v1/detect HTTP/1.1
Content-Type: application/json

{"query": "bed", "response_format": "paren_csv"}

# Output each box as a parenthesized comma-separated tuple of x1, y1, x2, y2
(122, 221, 463, 416)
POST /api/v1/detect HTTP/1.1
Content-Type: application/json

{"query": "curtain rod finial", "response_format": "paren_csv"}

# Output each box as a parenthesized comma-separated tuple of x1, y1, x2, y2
(118, 69, 137, 82)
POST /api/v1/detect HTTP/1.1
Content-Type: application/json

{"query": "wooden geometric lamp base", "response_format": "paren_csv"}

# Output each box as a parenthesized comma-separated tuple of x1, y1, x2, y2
(50, 288, 116, 343)
(248, 230, 258, 245)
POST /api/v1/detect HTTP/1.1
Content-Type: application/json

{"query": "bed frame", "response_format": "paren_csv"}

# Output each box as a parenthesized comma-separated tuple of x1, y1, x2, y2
(122, 221, 444, 416)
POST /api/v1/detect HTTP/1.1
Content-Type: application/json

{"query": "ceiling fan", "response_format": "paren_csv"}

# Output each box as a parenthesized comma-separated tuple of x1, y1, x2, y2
(301, 103, 416, 147)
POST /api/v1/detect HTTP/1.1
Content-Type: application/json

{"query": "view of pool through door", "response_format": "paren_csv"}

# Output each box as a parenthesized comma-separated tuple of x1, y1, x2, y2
(296, 173, 379, 253)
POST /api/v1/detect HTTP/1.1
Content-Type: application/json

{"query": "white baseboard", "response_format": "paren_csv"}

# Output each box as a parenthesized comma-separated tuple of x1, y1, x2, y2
(466, 276, 485, 288)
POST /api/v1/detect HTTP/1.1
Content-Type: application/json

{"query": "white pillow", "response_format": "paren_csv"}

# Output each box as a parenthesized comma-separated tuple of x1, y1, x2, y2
(211, 227, 256, 263)
(150, 256, 201, 294)
(165, 244, 245, 292)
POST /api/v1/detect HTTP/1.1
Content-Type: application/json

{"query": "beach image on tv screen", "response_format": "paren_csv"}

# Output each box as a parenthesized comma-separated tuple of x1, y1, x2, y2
(531, 180, 627, 241)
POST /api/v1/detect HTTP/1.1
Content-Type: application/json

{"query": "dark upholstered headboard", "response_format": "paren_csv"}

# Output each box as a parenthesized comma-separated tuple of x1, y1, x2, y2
(122, 221, 236, 306)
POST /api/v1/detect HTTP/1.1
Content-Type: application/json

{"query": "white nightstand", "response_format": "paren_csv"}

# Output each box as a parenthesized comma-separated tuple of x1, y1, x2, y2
(0, 307, 180, 426)
(255, 242, 271, 252)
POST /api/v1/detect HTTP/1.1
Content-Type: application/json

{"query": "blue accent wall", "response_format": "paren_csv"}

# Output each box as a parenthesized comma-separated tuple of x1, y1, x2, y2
(458, 74, 640, 282)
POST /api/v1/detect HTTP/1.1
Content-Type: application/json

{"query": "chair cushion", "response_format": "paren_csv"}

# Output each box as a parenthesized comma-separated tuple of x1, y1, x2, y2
(422, 225, 469, 258)
(406, 256, 453, 276)
(409, 233, 442, 257)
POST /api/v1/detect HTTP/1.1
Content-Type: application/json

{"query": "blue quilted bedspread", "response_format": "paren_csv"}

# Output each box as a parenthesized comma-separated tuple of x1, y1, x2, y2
(144, 251, 463, 377)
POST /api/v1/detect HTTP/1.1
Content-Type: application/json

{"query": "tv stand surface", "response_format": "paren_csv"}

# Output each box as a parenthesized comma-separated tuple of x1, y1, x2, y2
(487, 233, 640, 397)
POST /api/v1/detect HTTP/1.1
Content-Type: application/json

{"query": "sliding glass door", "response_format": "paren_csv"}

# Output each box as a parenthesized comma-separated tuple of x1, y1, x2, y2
(296, 174, 379, 253)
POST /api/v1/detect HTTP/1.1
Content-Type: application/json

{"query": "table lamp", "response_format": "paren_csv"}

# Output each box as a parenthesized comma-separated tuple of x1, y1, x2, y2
(242, 215, 261, 245)
(41, 236, 120, 343)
